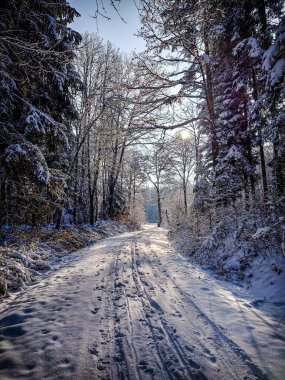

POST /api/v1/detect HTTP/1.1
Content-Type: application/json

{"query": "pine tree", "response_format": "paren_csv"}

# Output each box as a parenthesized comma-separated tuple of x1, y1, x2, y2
(262, 15, 285, 197)
(0, 0, 81, 227)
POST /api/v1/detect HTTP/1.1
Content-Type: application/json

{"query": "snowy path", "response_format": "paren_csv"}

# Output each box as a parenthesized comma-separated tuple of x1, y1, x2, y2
(0, 225, 284, 379)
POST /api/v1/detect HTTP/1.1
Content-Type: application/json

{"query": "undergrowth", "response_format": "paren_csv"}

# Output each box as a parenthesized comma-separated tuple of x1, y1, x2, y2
(0, 222, 130, 297)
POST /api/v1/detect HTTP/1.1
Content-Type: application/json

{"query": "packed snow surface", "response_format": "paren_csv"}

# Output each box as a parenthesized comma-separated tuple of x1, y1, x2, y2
(0, 225, 284, 379)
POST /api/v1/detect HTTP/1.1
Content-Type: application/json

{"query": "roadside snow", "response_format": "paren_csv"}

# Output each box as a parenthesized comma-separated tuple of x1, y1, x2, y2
(0, 221, 130, 297)
(169, 215, 285, 305)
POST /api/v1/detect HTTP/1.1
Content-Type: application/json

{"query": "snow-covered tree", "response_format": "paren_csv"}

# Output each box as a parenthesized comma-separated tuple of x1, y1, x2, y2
(168, 133, 195, 214)
(262, 15, 285, 197)
(143, 141, 175, 227)
(0, 0, 81, 227)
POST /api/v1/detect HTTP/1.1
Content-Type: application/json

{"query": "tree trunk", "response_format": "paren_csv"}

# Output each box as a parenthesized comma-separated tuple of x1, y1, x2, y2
(157, 188, 162, 227)
(203, 23, 218, 168)
(252, 69, 268, 200)
(107, 182, 115, 219)
(259, 144, 268, 199)
(89, 192, 95, 225)
(274, 143, 285, 196)
(55, 209, 62, 230)
(182, 179, 188, 214)
(244, 101, 255, 199)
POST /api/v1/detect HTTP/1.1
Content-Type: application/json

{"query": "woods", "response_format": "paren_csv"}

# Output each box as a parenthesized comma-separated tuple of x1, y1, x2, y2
(1, 3, 285, 379)
(0, 0, 284, 260)
(134, 0, 285, 263)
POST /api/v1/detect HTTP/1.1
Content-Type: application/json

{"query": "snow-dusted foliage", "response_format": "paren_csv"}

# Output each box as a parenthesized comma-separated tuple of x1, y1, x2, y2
(24, 107, 69, 147)
(0, 0, 81, 227)
(263, 17, 285, 88)
(169, 205, 285, 289)
(233, 37, 264, 59)
(5, 143, 50, 185)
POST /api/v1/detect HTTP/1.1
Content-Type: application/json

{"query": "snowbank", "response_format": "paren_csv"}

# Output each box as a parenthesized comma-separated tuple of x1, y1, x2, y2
(169, 213, 285, 305)
(0, 221, 131, 297)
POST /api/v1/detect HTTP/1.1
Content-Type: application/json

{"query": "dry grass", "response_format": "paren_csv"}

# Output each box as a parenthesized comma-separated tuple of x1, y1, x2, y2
(0, 222, 129, 296)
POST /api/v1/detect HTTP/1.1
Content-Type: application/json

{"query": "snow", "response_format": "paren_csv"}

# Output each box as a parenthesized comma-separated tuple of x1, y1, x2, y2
(24, 106, 68, 147)
(0, 222, 130, 296)
(25, 108, 46, 135)
(0, 225, 284, 379)
(5, 144, 27, 157)
(267, 58, 285, 87)
(262, 17, 285, 87)
(212, 25, 225, 34)
(5, 142, 50, 185)
(233, 37, 263, 58)
(252, 227, 271, 240)
(45, 14, 57, 37)
(222, 145, 243, 161)
(53, 70, 67, 92)
(201, 54, 211, 63)
(247, 37, 263, 58)
(231, 32, 240, 42)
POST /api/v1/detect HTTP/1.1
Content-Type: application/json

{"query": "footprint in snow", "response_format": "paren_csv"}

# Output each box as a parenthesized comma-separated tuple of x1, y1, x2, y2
(1, 325, 26, 338)
(149, 299, 164, 314)
(137, 360, 154, 374)
(0, 314, 26, 327)
(88, 344, 98, 356)
(185, 344, 194, 353)
(40, 329, 50, 335)
(204, 348, 217, 363)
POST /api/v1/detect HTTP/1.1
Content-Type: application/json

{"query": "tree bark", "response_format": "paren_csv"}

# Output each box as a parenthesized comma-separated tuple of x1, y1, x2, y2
(157, 187, 162, 227)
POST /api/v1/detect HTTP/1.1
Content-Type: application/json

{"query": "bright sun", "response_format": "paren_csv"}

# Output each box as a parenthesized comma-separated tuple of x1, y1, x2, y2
(179, 130, 191, 140)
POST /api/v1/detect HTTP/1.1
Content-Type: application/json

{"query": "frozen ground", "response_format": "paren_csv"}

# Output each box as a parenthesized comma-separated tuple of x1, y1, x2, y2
(0, 225, 284, 379)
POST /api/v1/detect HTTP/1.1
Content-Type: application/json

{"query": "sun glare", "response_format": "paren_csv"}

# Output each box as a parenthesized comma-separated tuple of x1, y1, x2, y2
(180, 130, 191, 140)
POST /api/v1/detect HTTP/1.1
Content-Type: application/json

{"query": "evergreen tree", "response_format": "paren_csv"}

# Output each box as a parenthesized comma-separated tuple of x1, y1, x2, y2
(0, 0, 81, 226)
(262, 15, 285, 197)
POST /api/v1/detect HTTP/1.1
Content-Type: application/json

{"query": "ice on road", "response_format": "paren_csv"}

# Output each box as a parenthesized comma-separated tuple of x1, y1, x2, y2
(0, 226, 284, 379)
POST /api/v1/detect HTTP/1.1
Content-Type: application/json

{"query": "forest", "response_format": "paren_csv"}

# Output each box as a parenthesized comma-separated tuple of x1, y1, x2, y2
(0, 1, 285, 379)
(1, 0, 284, 267)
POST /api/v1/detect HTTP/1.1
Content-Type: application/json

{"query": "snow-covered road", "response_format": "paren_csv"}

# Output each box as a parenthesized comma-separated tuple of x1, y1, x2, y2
(0, 225, 284, 379)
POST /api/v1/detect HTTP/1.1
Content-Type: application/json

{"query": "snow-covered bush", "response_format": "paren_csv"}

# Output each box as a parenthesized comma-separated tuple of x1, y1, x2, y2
(0, 221, 131, 295)
(169, 205, 285, 284)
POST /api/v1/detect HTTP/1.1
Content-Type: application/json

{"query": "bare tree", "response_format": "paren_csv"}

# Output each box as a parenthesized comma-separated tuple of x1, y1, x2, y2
(168, 133, 195, 214)
(143, 141, 174, 227)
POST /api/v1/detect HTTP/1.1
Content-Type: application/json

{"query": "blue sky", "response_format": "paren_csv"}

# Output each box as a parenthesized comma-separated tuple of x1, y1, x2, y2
(69, 0, 145, 54)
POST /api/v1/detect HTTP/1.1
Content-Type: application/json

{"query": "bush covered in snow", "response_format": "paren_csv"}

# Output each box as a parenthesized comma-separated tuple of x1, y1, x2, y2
(169, 207, 285, 287)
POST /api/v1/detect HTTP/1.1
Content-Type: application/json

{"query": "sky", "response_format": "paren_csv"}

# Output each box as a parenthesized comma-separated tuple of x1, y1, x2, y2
(69, 0, 145, 54)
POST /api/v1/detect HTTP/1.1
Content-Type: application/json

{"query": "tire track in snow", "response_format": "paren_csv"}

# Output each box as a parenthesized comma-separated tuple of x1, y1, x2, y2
(130, 238, 207, 380)
(137, 232, 269, 380)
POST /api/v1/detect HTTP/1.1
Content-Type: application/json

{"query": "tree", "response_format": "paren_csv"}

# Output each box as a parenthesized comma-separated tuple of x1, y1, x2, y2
(72, 34, 115, 224)
(143, 141, 174, 227)
(168, 132, 195, 214)
(71, 33, 148, 224)
(0, 0, 81, 227)
(262, 15, 285, 197)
